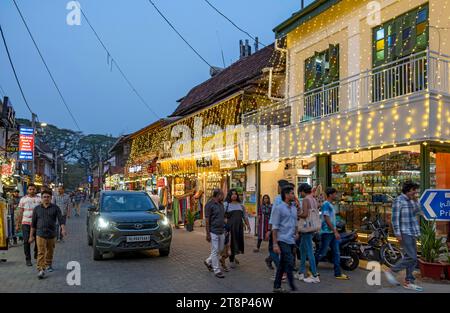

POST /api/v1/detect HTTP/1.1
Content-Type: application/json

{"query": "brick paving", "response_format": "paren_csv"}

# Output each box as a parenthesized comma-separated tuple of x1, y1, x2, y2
(1, 203, 449, 293)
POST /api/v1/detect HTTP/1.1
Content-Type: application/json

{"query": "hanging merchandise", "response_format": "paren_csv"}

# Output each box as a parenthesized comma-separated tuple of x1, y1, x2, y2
(172, 197, 180, 226)
(0, 199, 8, 250)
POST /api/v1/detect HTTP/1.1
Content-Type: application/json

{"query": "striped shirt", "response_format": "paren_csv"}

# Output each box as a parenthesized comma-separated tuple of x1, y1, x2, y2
(19, 195, 42, 225)
(391, 194, 421, 238)
(52, 193, 70, 215)
(32, 203, 64, 239)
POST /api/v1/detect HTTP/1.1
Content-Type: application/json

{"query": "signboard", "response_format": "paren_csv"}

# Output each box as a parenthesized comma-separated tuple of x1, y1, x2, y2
(18, 127, 34, 161)
(88, 175, 93, 183)
(7, 133, 19, 153)
(196, 157, 212, 168)
(129, 165, 142, 173)
(420, 189, 450, 221)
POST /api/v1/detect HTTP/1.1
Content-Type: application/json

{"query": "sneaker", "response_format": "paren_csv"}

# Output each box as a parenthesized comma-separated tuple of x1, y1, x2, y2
(273, 287, 289, 293)
(203, 260, 213, 272)
(37, 270, 45, 279)
(384, 270, 400, 286)
(46, 266, 54, 273)
(282, 274, 287, 283)
(403, 282, 423, 292)
(304, 276, 320, 284)
(335, 274, 350, 280)
(215, 272, 225, 279)
(294, 273, 305, 281)
(26, 260, 32, 267)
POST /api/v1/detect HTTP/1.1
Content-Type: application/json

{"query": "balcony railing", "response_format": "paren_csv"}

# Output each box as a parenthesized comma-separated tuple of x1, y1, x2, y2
(243, 50, 450, 127)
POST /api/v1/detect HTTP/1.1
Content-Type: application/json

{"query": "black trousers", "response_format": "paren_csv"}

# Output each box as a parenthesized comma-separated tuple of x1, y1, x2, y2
(274, 241, 296, 290)
(22, 225, 38, 261)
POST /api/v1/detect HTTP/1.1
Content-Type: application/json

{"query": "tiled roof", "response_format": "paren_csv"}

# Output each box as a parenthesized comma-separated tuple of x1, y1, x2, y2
(170, 43, 279, 117)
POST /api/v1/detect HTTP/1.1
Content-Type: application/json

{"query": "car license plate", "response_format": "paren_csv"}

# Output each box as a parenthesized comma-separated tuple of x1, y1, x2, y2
(126, 235, 151, 243)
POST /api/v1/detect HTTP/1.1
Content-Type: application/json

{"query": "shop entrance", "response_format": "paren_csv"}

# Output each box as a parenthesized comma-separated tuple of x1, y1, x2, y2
(430, 145, 450, 236)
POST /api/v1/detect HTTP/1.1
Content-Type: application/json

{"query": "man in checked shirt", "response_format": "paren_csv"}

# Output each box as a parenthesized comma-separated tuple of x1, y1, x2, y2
(384, 181, 423, 292)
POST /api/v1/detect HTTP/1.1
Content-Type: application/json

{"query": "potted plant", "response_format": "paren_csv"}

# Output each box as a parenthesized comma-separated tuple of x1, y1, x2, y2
(185, 209, 195, 232)
(443, 245, 450, 280)
(418, 219, 446, 280)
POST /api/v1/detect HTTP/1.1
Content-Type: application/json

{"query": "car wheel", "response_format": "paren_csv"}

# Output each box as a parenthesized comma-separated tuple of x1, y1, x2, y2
(93, 235, 103, 261)
(159, 247, 170, 257)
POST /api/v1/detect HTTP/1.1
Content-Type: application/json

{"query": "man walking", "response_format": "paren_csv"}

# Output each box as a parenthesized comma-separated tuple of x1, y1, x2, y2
(8, 190, 20, 245)
(52, 186, 70, 241)
(384, 181, 423, 291)
(272, 185, 298, 293)
(150, 190, 161, 208)
(17, 184, 41, 266)
(204, 189, 226, 279)
(29, 190, 66, 279)
(315, 187, 349, 280)
(74, 191, 83, 217)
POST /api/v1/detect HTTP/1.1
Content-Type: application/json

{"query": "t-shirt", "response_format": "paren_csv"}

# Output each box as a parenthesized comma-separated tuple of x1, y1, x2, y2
(205, 199, 225, 235)
(321, 201, 336, 234)
(19, 195, 42, 226)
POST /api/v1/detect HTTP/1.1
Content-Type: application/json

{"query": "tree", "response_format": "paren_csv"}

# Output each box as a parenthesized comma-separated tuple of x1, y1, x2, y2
(74, 134, 117, 176)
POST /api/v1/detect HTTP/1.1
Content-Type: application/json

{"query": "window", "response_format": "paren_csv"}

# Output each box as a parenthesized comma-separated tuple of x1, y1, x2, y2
(304, 44, 340, 92)
(372, 4, 428, 67)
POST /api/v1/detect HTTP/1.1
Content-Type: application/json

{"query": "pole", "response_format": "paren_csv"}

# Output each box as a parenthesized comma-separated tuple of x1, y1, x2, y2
(61, 159, 64, 185)
(54, 150, 58, 185)
(31, 113, 36, 183)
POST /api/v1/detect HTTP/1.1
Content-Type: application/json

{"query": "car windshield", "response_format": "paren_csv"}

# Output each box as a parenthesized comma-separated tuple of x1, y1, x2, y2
(101, 193, 156, 212)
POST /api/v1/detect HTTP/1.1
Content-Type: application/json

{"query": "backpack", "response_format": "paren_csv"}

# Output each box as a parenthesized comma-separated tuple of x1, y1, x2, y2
(298, 197, 321, 233)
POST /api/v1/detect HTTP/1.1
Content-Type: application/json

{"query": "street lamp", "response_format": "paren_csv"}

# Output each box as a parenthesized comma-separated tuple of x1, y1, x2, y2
(40, 122, 48, 127)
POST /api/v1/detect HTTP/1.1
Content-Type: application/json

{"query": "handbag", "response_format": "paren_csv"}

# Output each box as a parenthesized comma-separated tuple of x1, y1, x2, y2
(298, 197, 321, 233)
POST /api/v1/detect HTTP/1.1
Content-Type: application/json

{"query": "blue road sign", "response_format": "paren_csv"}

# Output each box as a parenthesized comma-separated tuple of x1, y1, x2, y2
(88, 175, 93, 183)
(419, 189, 450, 221)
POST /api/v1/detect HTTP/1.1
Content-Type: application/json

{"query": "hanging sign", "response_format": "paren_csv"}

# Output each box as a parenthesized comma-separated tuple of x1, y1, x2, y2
(18, 127, 34, 161)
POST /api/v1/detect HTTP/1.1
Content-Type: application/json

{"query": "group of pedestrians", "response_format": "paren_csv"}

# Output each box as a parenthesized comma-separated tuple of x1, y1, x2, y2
(7, 184, 87, 279)
(204, 188, 251, 278)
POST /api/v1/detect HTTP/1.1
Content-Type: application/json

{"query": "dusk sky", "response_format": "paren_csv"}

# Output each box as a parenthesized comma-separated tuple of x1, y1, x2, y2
(0, 0, 307, 136)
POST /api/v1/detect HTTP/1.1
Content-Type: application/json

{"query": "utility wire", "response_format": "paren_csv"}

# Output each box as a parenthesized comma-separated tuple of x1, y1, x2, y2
(78, 5, 160, 119)
(203, 0, 266, 47)
(147, 0, 213, 68)
(0, 24, 34, 115)
(13, 0, 82, 131)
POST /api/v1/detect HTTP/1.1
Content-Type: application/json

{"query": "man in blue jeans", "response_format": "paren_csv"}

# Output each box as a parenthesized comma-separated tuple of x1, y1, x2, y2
(384, 181, 423, 292)
(315, 187, 349, 280)
(272, 185, 298, 293)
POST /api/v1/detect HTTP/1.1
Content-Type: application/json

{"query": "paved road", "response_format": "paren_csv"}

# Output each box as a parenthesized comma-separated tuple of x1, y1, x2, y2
(1, 203, 449, 293)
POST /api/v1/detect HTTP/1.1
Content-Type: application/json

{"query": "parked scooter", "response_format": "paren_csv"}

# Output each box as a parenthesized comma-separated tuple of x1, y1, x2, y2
(313, 219, 360, 271)
(356, 216, 403, 267)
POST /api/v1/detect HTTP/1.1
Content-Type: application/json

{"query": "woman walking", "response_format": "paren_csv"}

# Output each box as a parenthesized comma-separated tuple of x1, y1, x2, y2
(224, 189, 251, 268)
(254, 195, 272, 253)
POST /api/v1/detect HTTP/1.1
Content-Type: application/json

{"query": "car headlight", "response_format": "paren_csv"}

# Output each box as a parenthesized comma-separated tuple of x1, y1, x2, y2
(159, 216, 170, 227)
(97, 217, 111, 229)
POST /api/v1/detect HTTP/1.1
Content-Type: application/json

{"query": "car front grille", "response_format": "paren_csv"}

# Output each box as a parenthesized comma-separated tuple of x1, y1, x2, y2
(116, 222, 158, 231)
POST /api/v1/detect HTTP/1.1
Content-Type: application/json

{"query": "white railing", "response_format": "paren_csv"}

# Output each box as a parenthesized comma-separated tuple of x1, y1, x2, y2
(243, 49, 450, 127)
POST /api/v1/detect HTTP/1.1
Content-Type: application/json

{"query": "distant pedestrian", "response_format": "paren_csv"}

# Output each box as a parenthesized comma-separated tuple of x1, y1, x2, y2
(272, 185, 298, 293)
(204, 189, 226, 278)
(29, 190, 66, 279)
(315, 188, 349, 280)
(8, 190, 20, 245)
(17, 184, 41, 266)
(52, 186, 70, 241)
(384, 181, 423, 292)
(254, 195, 272, 253)
(74, 191, 83, 217)
(150, 190, 161, 208)
(224, 189, 251, 269)
(296, 183, 320, 283)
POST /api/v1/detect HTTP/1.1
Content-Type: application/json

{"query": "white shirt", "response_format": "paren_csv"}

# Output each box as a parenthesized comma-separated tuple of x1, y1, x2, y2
(150, 194, 160, 207)
(19, 195, 42, 225)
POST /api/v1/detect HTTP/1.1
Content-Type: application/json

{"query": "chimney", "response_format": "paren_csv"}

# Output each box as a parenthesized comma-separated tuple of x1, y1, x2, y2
(239, 39, 252, 59)
(254, 37, 259, 53)
(209, 66, 223, 77)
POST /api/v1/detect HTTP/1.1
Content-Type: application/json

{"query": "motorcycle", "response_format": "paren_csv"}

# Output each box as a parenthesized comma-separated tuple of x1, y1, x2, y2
(312, 219, 360, 271)
(356, 216, 403, 268)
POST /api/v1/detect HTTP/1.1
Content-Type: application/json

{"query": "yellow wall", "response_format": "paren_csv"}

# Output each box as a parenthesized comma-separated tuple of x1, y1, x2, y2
(286, 0, 447, 107)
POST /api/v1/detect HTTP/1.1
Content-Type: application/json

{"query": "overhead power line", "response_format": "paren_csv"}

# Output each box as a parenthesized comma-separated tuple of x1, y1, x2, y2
(147, 0, 213, 68)
(78, 5, 160, 119)
(0, 24, 34, 115)
(203, 0, 266, 47)
(13, 0, 82, 131)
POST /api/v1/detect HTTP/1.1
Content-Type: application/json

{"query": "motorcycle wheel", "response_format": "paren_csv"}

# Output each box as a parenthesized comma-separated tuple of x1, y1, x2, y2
(380, 245, 403, 268)
(340, 251, 359, 271)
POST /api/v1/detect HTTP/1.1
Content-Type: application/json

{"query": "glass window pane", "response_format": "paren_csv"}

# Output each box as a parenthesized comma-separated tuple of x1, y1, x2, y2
(376, 50, 385, 61)
(388, 35, 396, 47)
(402, 27, 412, 40)
(416, 22, 426, 35)
(376, 28, 385, 40)
(376, 39, 385, 51)
(417, 9, 427, 23)
(416, 33, 427, 48)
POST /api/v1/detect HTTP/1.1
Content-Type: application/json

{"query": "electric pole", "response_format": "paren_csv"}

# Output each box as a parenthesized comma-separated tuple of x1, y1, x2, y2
(31, 113, 36, 183)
